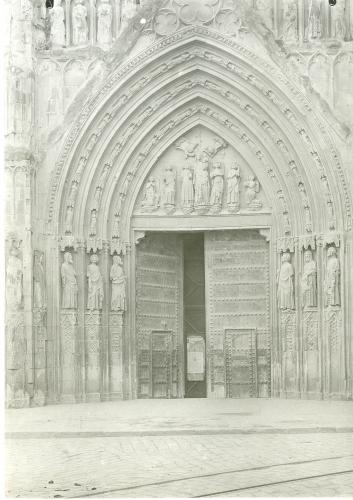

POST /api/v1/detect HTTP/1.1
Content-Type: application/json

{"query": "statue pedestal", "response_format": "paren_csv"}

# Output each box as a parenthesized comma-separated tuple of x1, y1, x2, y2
(280, 310, 300, 398)
(32, 308, 47, 406)
(109, 312, 124, 400)
(85, 310, 101, 402)
(60, 310, 77, 403)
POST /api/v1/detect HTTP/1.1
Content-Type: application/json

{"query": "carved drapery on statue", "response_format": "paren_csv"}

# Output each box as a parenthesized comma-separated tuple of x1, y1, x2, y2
(324, 246, 340, 307)
(97, 0, 112, 48)
(61, 252, 78, 309)
(72, 0, 88, 46)
(110, 255, 126, 312)
(33, 251, 46, 309)
(87, 254, 104, 311)
(301, 249, 317, 309)
(277, 252, 295, 310)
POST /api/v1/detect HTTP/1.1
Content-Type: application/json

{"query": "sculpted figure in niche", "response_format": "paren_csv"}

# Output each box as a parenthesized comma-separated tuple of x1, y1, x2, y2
(87, 254, 104, 311)
(209, 162, 224, 212)
(277, 252, 295, 310)
(325, 246, 340, 307)
(33, 251, 46, 309)
(331, 2, 345, 40)
(283, 1, 298, 43)
(194, 153, 210, 207)
(112, 214, 120, 239)
(162, 166, 176, 212)
(65, 205, 74, 234)
(227, 163, 240, 212)
(301, 249, 317, 308)
(68, 180, 79, 207)
(50, 0, 65, 47)
(72, 0, 88, 46)
(244, 175, 262, 210)
(61, 252, 78, 309)
(110, 255, 126, 312)
(181, 165, 194, 213)
(89, 209, 97, 237)
(142, 177, 159, 212)
(307, 0, 321, 40)
(97, 0, 112, 48)
(92, 186, 102, 211)
(6, 246, 23, 310)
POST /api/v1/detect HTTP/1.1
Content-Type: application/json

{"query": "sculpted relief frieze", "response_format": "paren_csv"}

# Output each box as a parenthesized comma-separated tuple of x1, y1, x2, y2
(134, 127, 268, 217)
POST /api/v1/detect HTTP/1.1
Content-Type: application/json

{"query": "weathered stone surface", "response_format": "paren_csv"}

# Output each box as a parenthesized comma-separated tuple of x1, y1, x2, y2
(4, 0, 353, 406)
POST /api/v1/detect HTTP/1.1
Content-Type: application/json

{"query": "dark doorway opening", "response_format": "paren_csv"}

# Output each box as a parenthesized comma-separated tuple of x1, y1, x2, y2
(183, 233, 207, 398)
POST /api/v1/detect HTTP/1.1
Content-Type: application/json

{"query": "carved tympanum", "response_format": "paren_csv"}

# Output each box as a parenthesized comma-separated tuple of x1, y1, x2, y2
(110, 255, 126, 312)
(301, 249, 317, 309)
(87, 254, 104, 311)
(324, 246, 340, 307)
(277, 252, 295, 310)
(61, 252, 78, 309)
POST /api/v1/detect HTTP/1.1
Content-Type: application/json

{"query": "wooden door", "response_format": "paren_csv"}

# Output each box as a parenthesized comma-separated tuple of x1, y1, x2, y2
(204, 230, 271, 398)
(135, 233, 183, 398)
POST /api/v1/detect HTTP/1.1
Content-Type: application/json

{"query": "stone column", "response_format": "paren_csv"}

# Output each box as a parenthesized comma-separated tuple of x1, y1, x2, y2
(60, 309, 77, 403)
(85, 310, 101, 401)
(101, 242, 110, 401)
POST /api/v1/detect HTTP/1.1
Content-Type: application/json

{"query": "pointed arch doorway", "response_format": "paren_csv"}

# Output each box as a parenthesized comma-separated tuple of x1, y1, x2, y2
(134, 228, 271, 400)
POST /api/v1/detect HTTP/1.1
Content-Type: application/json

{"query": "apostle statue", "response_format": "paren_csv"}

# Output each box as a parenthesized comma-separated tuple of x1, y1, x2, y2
(61, 252, 78, 309)
(110, 255, 126, 312)
(97, 0, 112, 48)
(50, 0, 65, 47)
(209, 162, 224, 212)
(87, 254, 104, 311)
(142, 177, 159, 212)
(6, 246, 23, 310)
(194, 153, 210, 207)
(162, 166, 176, 212)
(307, 0, 321, 41)
(331, 1, 346, 40)
(324, 246, 340, 307)
(33, 251, 46, 309)
(301, 249, 317, 308)
(181, 165, 194, 213)
(227, 163, 240, 212)
(277, 252, 295, 310)
(72, 0, 88, 46)
(244, 175, 262, 210)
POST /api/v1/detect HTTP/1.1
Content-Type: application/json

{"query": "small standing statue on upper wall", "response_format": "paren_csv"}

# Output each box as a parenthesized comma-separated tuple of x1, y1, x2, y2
(282, 0, 298, 44)
(307, 0, 322, 41)
(87, 254, 104, 311)
(33, 251, 46, 309)
(72, 0, 88, 46)
(244, 175, 262, 211)
(324, 246, 340, 307)
(50, 0, 65, 48)
(110, 255, 126, 312)
(61, 252, 78, 309)
(331, 1, 346, 40)
(301, 249, 317, 308)
(97, 0, 112, 48)
(209, 162, 224, 213)
(277, 252, 295, 310)
(227, 162, 240, 212)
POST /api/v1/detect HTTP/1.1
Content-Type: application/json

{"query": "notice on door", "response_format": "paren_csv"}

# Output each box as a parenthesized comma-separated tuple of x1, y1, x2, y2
(187, 336, 205, 381)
